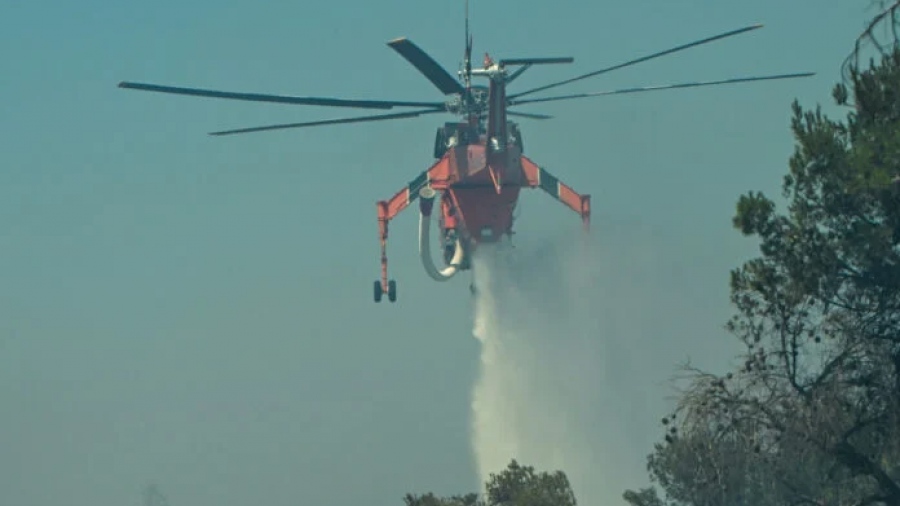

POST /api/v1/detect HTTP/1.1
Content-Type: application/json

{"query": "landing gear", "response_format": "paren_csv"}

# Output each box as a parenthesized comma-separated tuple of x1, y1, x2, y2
(373, 280, 397, 303)
(375, 204, 398, 304)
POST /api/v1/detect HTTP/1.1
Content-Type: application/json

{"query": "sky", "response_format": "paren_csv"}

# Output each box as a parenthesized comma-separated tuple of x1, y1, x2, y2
(0, 1, 880, 505)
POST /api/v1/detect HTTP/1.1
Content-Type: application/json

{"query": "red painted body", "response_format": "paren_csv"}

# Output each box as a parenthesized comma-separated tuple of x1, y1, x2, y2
(114, 5, 813, 304)
(376, 53, 591, 289)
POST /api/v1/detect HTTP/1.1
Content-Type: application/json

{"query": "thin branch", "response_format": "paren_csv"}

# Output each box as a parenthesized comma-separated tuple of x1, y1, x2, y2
(832, 440, 900, 502)
(843, 1, 900, 92)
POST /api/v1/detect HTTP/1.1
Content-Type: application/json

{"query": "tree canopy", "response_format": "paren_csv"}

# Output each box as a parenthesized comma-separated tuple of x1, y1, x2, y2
(407, 17, 900, 506)
(622, 42, 900, 506)
(404, 460, 577, 506)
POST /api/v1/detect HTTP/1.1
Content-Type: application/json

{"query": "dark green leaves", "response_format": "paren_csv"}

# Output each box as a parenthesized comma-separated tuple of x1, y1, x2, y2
(625, 46, 900, 506)
(404, 460, 578, 506)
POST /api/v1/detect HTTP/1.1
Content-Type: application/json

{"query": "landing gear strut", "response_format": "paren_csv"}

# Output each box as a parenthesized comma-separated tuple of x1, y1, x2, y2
(374, 279, 397, 303)
(375, 204, 398, 303)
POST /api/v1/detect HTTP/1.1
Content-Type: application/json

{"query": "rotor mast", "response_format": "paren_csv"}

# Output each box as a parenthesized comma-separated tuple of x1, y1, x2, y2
(461, 0, 477, 128)
(469, 54, 508, 153)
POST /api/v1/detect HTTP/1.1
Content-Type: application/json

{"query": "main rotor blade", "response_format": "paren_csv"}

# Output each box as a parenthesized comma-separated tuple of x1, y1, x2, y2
(208, 108, 446, 136)
(506, 64, 533, 84)
(118, 81, 444, 110)
(500, 57, 574, 66)
(508, 24, 765, 100)
(508, 72, 815, 106)
(387, 38, 466, 95)
(508, 110, 553, 120)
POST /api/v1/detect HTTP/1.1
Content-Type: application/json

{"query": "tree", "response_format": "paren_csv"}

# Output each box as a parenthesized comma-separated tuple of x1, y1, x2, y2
(403, 491, 481, 506)
(623, 44, 900, 506)
(843, 0, 900, 91)
(482, 460, 577, 506)
(405, 460, 577, 506)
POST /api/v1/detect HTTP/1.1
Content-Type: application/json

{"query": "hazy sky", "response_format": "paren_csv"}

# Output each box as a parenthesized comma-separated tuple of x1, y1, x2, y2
(0, 1, 876, 505)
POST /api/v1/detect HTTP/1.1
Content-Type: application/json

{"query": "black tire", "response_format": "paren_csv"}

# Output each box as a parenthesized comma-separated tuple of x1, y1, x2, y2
(387, 280, 397, 302)
(374, 280, 383, 303)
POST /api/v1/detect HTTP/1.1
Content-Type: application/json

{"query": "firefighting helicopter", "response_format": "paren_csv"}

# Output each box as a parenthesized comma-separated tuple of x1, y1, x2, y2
(117, 2, 814, 303)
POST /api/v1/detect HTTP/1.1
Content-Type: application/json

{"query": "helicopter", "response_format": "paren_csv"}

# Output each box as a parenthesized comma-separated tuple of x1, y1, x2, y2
(117, 2, 814, 303)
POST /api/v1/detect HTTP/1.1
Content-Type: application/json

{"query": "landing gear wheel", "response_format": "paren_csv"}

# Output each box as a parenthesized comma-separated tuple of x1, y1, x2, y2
(387, 280, 397, 302)
(374, 280, 383, 303)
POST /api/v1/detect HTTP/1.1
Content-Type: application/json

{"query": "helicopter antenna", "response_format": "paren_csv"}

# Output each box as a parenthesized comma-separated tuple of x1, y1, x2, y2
(464, 0, 472, 89)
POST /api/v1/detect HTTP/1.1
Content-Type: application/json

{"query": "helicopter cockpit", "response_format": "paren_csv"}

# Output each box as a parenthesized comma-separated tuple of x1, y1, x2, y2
(432, 120, 524, 159)
(433, 122, 482, 158)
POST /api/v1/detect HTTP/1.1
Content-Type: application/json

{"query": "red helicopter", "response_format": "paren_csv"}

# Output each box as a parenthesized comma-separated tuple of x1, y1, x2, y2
(117, 3, 813, 303)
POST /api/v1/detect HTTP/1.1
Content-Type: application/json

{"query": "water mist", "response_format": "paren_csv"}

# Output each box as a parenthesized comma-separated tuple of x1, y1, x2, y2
(467, 222, 728, 505)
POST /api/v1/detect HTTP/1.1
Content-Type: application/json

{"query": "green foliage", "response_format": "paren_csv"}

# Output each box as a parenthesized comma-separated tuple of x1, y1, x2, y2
(622, 487, 665, 506)
(403, 491, 481, 506)
(404, 460, 577, 506)
(624, 47, 900, 506)
(484, 460, 577, 506)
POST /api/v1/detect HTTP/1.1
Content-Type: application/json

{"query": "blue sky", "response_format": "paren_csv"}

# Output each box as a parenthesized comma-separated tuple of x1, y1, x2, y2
(0, 1, 877, 505)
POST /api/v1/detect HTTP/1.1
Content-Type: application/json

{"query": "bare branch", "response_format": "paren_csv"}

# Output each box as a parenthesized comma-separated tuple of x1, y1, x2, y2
(842, 1, 900, 96)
